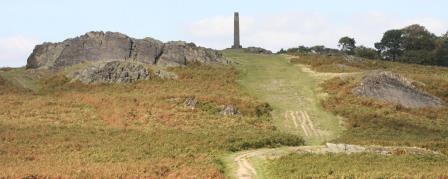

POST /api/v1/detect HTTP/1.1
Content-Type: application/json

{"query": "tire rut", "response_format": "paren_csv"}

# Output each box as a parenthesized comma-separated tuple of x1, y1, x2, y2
(285, 110, 321, 137)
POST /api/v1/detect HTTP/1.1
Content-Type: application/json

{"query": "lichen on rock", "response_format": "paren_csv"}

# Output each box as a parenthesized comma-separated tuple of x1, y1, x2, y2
(69, 61, 150, 84)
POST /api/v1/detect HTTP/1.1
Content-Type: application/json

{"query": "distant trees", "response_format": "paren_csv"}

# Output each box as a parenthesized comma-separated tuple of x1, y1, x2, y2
(280, 25, 448, 66)
(338, 37, 356, 54)
(375, 29, 404, 60)
(277, 48, 287, 54)
(278, 45, 339, 55)
(400, 24, 438, 64)
(354, 46, 378, 59)
(374, 24, 448, 66)
(298, 46, 312, 53)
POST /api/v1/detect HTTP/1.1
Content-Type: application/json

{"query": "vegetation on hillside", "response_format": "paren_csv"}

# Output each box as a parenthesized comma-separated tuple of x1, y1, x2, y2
(290, 54, 448, 154)
(0, 64, 303, 178)
(281, 24, 448, 66)
(375, 24, 448, 66)
(223, 50, 344, 145)
(266, 153, 448, 178)
(260, 53, 448, 177)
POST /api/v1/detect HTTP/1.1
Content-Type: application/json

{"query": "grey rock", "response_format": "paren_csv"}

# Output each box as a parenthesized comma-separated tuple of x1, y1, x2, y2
(157, 41, 230, 66)
(244, 47, 272, 54)
(325, 143, 366, 154)
(353, 71, 444, 108)
(70, 61, 150, 84)
(324, 143, 441, 156)
(53, 32, 134, 69)
(131, 37, 164, 65)
(220, 105, 240, 116)
(26, 42, 65, 70)
(155, 69, 178, 80)
(27, 31, 227, 70)
(183, 97, 198, 109)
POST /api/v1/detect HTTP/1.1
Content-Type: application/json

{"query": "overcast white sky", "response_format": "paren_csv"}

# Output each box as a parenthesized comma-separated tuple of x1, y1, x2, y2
(1, 0, 448, 67)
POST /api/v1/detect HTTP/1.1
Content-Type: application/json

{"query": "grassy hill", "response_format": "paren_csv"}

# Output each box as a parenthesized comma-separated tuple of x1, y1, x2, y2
(263, 53, 448, 178)
(0, 64, 303, 178)
(2, 51, 448, 178)
(289, 54, 448, 154)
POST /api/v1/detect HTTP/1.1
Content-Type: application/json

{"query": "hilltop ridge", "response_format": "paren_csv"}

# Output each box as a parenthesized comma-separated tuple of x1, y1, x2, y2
(26, 31, 230, 70)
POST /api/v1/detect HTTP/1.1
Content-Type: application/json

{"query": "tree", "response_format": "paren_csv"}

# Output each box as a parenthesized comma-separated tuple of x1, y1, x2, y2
(400, 25, 437, 64)
(338, 37, 356, 54)
(298, 46, 311, 53)
(375, 29, 404, 61)
(277, 48, 287, 54)
(401, 24, 436, 51)
(286, 48, 299, 54)
(433, 35, 448, 66)
(310, 45, 325, 53)
(354, 46, 378, 59)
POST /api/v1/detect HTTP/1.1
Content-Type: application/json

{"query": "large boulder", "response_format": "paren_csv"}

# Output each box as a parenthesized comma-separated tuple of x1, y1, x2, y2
(69, 61, 150, 84)
(157, 41, 229, 66)
(353, 71, 444, 108)
(26, 31, 227, 70)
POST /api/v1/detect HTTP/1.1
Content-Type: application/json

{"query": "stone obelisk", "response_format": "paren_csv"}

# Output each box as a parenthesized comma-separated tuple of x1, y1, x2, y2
(232, 12, 242, 49)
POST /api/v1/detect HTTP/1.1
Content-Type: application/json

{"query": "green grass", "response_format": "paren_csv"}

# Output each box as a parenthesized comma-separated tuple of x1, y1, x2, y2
(0, 63, 303, 178)
(221, 50, 343, 178)
(266, 153, 448, 178)
(0, 67, 48, 92)
(262, 53, 448, 177)
(289, 54, 448, 154)
(4, 52, 448, 177)
(223, 50, 343, 145)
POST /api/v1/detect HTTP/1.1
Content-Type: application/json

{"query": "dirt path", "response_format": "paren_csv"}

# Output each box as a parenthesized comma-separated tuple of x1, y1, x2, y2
(223, 51, 444, 179)
(234, 152, 260, 179)
(231, 144, 442, 179)
(224, 51, 344, 145)
(222, 51, 357, 179)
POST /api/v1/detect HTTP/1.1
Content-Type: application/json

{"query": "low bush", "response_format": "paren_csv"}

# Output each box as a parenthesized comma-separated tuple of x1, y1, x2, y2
(226, 133, 305, 152)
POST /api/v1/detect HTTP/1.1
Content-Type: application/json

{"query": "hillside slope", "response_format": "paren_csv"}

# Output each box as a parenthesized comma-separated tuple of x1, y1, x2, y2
(222, 50, 344, 178)
(224, 50, 343, 145)
(222, 51, 448, 178)
(0, 64, 304, 178)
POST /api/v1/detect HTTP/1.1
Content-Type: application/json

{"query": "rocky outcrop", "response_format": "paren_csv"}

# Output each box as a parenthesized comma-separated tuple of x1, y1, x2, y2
(154, 69, 178, 80)
(220, 105, 240, 116)
(243, 47, 272, 54)
(26, 31, 228, 70)
(157, 41, 229, 66)
(183, 97, 198, 109)
(69, 61, 150, 84)
(353, 71, 444, 108)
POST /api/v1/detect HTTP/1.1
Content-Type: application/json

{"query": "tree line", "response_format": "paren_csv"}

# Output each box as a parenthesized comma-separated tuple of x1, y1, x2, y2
(279, 24, 448, 66)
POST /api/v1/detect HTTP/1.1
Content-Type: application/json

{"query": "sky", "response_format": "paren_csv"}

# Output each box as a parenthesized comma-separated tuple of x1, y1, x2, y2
(1, 0, 448, 67)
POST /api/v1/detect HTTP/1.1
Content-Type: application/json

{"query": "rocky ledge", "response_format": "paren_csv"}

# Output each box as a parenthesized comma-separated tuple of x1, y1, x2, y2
(26, 31, 230, 70)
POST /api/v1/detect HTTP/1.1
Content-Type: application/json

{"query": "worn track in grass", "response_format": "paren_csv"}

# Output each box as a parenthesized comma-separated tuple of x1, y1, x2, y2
(222, 51, 347, 178)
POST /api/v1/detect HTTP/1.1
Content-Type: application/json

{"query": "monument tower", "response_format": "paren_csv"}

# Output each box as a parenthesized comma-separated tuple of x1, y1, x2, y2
(232, 12, 242, 49)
